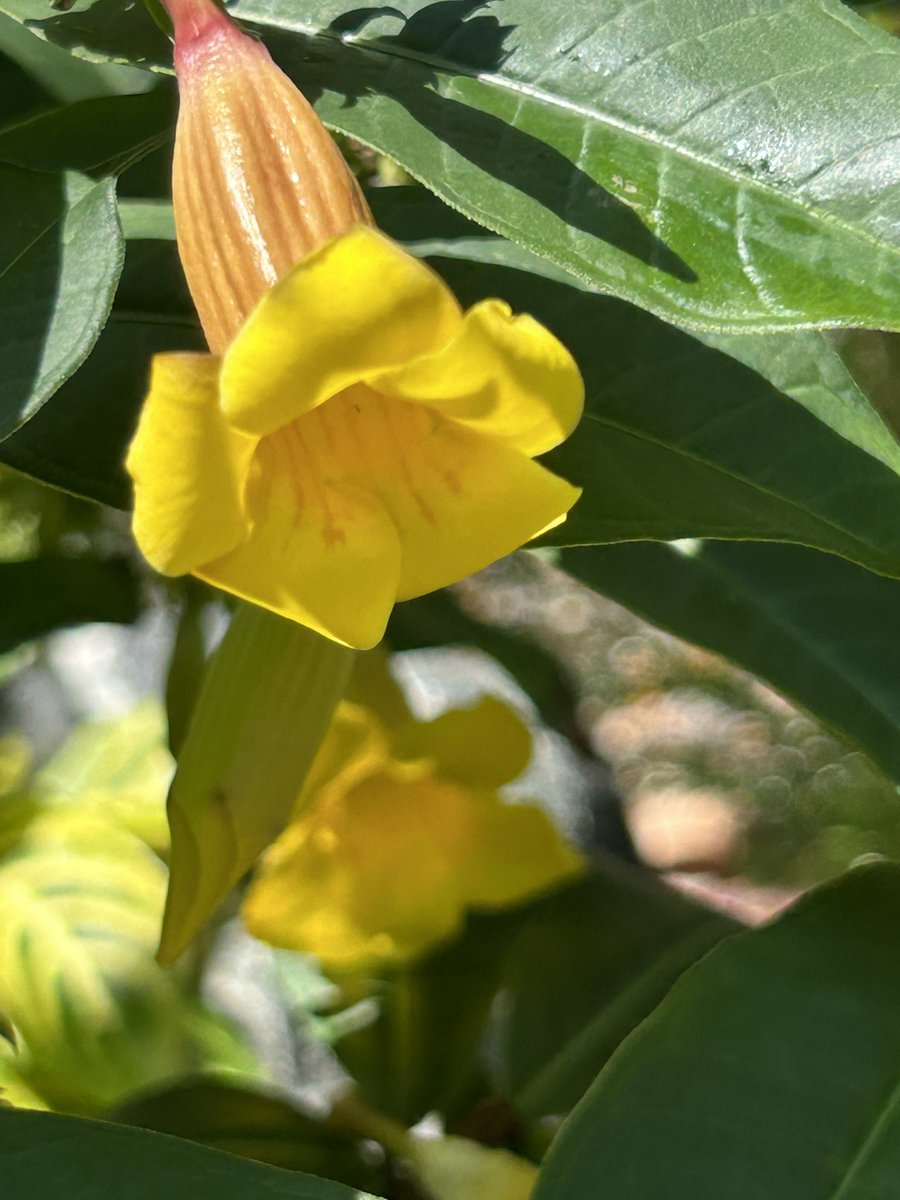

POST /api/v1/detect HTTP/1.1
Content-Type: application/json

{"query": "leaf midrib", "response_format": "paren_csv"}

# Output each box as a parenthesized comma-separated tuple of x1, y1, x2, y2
(244, 7, 900, 269)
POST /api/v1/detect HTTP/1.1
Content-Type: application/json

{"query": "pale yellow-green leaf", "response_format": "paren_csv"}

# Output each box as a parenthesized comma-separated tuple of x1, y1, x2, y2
(158, 603, 353, 964)
(0, 1043, 47, 1112)
(0, 811, 188, 1112)
(33, 701, 172, 852)
(408, 1135, 537, 1200)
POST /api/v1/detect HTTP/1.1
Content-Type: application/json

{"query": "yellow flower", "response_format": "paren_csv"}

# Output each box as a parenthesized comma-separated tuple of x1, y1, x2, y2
(126, 0, 583, 650)
(407, 1136, 538, 1200)
(242, 653, 583, 970)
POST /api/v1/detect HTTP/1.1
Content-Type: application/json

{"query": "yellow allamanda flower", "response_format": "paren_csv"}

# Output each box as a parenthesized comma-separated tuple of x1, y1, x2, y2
(242, 654, 584, 970)
(127, 0, 583, 650)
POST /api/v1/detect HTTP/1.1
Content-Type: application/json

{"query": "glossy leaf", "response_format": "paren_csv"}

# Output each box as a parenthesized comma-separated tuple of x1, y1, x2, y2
(0, 1110, 381, 1199)
(8, 0, 900, 333)
(561, 541, 900, 782)
(0, 167, 122, 440)
(535, 863, 900, 1200)
(0, 9, 150, 105)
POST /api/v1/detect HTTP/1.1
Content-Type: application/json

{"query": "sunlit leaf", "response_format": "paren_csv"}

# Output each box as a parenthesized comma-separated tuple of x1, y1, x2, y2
(0, 167, 122, 440)
(7, 0, 900, 333)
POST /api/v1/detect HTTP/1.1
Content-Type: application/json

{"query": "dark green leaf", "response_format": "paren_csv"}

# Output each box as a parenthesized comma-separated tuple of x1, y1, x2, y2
(561, 541, 900, 783)
(0, 167, 122, 441)
(495, 867, 733, 1117)
(0, 0, 171, 70)
(115, 1080, 378, 1189)
(0, 87, 175, 176)
(534, 863, 900, 1200)
(0, 1109, 381, 1198)
(0, 310, 198, 508)
(0, 555, 139, 654)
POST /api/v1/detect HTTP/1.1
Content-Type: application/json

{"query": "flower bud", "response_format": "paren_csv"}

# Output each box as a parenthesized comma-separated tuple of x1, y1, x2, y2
(164, 0, 372, 351)
(129, 0, 583, 650)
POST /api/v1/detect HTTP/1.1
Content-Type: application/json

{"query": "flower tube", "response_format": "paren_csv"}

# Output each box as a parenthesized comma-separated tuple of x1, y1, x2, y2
(127, 0, 584, 649)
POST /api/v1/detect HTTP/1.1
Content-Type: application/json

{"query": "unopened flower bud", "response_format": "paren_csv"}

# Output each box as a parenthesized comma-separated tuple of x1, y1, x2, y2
(164, 0, 371, 350)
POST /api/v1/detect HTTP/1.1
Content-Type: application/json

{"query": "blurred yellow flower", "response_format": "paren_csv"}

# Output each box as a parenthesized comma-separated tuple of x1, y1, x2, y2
(408, 1135, 538, 1200)
(242, 655, 583, 970)
(127, 0, 582, 650)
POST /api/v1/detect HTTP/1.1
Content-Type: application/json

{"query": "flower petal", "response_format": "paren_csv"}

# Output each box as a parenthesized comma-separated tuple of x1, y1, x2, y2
(343, 392, 580, 600)
(126, 354, 256, 576)
(244, 769, 470, 970)
(220, 226, 462, 436)
(373, 298, 584, 457)
(460, 794, 584, 909)
(395, 696, 533, 788)
(197, 430, 401, 650)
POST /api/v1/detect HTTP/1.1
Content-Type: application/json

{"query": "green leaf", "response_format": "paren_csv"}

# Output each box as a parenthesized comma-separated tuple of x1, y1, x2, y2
(561, 540, 900, 783)
(495, 868, 733, 1117)
(534, 863, 900, 1200)
(0, 555, 139, 655)
(0, 1110, 382, 1198)
(0, 87, 175, 176)
(33, 701, 172, 853)
(9, 0, 900, 333)
(114, 1080, 379, 1189)
(0, 167, 122, 440)
(373, 187, 900, 483)
(0, 233, 198, 507)
(701, 328, 900, 481)
(0, 0, 171, 70)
